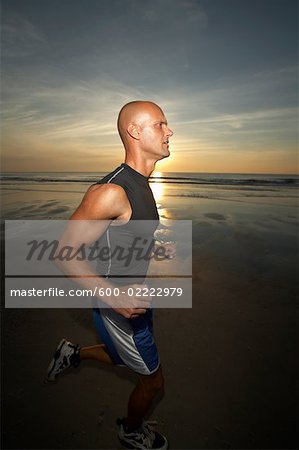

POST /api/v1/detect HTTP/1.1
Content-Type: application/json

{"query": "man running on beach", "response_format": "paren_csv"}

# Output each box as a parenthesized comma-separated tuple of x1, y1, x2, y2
(45, 101, 174, 450)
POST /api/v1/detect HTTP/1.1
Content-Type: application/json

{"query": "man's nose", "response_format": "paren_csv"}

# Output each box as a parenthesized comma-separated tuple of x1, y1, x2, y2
(166, 126, 173, 137)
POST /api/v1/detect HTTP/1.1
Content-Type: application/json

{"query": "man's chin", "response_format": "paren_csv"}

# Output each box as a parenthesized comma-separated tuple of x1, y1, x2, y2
(152, 149, 170, 163)
(160, 150, 170, 160)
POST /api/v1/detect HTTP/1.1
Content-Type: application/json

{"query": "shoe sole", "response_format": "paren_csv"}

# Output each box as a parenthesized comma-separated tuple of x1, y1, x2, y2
(44, 338, 67, 383)
(119, 438, 169, 450)
(118, 431, 169, 450)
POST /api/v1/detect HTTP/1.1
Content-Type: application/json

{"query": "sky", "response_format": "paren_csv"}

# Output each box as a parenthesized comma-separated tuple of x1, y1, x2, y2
(1, 0, 298, 174)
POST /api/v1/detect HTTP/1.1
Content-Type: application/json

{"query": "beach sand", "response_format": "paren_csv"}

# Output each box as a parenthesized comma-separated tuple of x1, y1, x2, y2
(1, 183, 298, 449)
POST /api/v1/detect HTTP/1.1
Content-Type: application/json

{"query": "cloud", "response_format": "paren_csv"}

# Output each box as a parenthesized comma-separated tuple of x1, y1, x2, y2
(2, 59, 297, 165)
(1, 13, 46, 57)
(156, 65, 298, 128)
(2, 74, 145, 139)
(1, 0, 297, 174)
(175, 107, 297, 129)
(130, 0, 208, 28)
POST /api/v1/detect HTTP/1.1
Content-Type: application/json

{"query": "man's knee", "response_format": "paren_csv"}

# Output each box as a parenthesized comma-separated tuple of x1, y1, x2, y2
(140, 368, 164, 395)
(151, 369, 164, 392)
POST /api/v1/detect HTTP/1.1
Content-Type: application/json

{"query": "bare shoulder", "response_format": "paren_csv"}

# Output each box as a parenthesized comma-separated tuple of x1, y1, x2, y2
(86, 182, 125, 196)
(71, 183, 130, 220)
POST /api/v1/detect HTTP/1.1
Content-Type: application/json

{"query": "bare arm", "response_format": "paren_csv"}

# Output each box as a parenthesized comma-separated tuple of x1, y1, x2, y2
(55, 183, 150, 318)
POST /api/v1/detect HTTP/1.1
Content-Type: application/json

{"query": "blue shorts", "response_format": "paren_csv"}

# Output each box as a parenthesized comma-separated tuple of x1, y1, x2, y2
(93, 308, 160, 375)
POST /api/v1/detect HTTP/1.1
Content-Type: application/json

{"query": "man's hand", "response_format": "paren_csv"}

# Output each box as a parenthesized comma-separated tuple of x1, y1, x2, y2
(101, 284, 152, 319)
(113, 308, 147, 319)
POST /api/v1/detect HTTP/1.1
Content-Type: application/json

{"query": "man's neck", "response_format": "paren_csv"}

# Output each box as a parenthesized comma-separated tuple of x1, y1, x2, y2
(124, 157, 156, 178)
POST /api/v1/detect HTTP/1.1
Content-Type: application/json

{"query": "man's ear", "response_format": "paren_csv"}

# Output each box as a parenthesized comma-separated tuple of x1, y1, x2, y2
(127, 123, 140, 140)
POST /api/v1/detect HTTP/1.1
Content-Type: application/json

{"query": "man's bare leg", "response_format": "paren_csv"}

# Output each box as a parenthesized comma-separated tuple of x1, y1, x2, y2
(125, 366, 164, 430)
(80, 344, 114, 365)
(81, 347, 164, 430)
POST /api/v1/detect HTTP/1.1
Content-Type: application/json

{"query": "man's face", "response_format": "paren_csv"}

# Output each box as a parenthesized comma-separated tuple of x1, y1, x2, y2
(138, 106, 173, 160)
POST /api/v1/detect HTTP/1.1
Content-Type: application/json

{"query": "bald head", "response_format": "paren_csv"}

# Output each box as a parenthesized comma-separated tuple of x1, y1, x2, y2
(117, 101, 163, 145)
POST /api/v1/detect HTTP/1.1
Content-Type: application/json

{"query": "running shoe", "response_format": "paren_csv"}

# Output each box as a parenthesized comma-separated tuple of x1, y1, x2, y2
(45, 338, 80, 383)
(117, 418, 168, 449)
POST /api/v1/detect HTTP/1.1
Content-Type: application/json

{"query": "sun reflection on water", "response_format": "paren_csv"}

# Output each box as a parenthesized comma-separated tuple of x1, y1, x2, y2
(151, 171, 164, 203)
(150, 171, 172, 219)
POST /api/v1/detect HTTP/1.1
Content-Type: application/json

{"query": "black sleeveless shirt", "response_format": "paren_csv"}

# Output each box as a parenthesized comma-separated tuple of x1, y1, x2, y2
(98, 163, 159, 221)
(95, 163, 159, 283)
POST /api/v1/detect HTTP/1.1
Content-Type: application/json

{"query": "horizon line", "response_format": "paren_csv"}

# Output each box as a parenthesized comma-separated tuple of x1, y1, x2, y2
(1, 170, 298, 176)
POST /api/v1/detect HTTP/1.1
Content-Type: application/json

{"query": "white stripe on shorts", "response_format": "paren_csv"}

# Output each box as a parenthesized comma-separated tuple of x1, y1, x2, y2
(100, 310, 160, 375)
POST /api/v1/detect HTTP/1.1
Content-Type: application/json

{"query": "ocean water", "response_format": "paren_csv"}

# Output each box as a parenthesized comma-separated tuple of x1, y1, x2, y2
(2, 170, 298, 287)
(1, 171, 298, 220)
(1, 171, 297, 189)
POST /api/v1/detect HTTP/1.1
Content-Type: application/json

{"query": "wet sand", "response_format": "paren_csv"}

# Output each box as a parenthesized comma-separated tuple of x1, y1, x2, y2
(1, 184, 298, 449)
